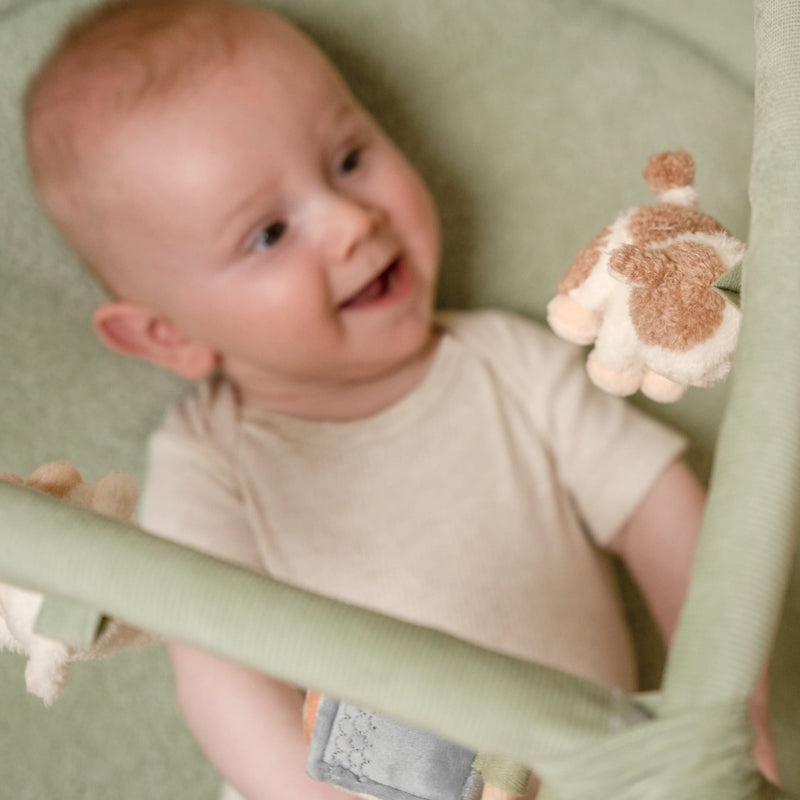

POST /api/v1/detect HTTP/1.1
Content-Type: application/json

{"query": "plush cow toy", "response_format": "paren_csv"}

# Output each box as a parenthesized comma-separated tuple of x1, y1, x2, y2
(547, 149, 744, 402)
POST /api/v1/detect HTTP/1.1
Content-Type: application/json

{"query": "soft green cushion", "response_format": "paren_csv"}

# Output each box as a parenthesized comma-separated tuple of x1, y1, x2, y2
(0, 1, 754, 797)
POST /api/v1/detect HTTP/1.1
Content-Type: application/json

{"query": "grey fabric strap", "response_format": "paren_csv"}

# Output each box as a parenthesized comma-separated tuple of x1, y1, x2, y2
(306, 696, 483, 800)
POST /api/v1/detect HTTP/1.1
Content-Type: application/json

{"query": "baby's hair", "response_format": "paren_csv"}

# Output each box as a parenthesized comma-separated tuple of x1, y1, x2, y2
(24, 0, 272, 287)
(25, 0, 255, 182)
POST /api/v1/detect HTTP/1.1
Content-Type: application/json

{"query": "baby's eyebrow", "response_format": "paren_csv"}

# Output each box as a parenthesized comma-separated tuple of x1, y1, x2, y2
(221, 178, 279, 239)
(327, 100, 361, 131)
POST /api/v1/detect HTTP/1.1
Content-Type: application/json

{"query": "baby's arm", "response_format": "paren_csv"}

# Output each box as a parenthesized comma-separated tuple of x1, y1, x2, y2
(168, 642, 348, 800)
(607, 458, 778, 784)
(606, 458, 703, 643)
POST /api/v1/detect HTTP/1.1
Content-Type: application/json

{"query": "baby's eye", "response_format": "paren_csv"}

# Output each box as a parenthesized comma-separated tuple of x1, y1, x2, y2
(253, 221, 287, 251)
(339, 148, 361, 176)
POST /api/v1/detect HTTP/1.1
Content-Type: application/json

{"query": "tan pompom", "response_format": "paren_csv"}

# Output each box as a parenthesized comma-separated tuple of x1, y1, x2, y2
(642, 148, 695, 194)
(26, 460, 84, 498)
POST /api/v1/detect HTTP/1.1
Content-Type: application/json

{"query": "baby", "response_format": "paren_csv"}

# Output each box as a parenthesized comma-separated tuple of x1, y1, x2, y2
(24, 0, 768, 797)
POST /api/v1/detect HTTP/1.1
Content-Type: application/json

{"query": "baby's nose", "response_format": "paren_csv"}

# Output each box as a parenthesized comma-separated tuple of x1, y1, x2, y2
(325, 195, 385, 261)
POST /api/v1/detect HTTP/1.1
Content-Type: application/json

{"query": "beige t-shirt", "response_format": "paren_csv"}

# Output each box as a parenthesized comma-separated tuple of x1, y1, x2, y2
(140, 310, 685, 691)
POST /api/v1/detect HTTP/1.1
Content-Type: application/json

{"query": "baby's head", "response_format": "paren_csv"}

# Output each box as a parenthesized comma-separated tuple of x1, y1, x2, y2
(26, 0, 440, 406)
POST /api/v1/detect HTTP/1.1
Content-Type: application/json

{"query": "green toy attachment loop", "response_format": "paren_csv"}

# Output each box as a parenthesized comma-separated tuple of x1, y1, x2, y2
(713, 263, 743, 308)
(34, 596, 108, 649)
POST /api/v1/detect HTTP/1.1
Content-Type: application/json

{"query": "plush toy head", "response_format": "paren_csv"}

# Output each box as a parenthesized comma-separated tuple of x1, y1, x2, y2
(546, 150, 744, 403)
(0, 461, 155, 705)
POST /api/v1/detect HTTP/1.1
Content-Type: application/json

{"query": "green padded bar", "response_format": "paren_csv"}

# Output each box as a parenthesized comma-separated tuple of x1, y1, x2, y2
(4, 484, 793, 798)
(660, 0, 800, 719)
(0, 481, 649, 765)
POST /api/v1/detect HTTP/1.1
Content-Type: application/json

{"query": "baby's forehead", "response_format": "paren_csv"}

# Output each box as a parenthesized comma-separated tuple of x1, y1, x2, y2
(27, 2, 335, 190)
(76, 6, 311, 107)
(25, 2, 333, 290)
(33, 2, 323, 120)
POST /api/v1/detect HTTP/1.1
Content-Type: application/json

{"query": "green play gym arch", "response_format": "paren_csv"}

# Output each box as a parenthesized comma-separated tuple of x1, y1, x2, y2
(0, 1, 798, 798)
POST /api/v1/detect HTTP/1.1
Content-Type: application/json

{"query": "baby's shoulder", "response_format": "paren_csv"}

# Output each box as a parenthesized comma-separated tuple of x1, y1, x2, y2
(437, 308, 581, 379)
(153, 376, 240, 453)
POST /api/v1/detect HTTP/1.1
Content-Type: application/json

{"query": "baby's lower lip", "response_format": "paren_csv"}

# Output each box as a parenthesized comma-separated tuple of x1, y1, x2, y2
(340, 258, 407, 310)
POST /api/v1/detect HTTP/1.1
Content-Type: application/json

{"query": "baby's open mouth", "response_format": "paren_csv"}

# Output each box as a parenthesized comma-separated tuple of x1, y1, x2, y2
(340, 258, 402, 310)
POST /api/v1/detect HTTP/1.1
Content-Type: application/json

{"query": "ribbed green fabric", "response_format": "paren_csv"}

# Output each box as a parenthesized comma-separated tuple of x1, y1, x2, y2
(0, 482, 647, 765)
(472, 754, 532, 797)
(660, 0, 800, 718)
(537, 699, 759, 799)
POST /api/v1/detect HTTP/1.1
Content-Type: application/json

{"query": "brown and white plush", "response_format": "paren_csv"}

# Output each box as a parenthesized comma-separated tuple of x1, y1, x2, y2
(0, 461, 157, 705)
(547, 150, 744, 402)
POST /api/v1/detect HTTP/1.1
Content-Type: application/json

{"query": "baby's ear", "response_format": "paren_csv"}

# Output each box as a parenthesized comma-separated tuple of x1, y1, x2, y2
(92, 302, 217, 380)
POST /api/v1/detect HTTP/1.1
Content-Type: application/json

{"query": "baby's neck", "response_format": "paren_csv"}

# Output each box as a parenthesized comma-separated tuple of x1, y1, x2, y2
(233, 331, 442, 421)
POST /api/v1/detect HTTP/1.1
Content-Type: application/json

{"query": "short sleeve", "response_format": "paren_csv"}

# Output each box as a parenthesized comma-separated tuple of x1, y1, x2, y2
(441, 310, 688, 546)
(542, 338, 688, 545)
(138, 391, 264, 572)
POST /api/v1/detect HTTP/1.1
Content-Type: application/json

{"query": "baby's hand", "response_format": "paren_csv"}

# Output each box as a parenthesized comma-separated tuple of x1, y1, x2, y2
(751, 678, 779, 786)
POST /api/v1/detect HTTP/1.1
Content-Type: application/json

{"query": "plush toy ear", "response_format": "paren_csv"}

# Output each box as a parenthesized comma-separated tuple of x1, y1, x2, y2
(26, 461, 83, 498)
(93, 302, 217, 380)
(608, 245, 669, 288)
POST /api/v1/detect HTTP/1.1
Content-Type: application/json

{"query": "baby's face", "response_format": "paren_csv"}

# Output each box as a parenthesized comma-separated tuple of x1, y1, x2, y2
(90, 15, 440, 402)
